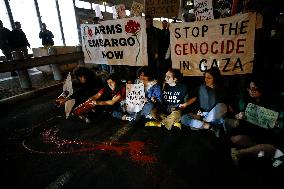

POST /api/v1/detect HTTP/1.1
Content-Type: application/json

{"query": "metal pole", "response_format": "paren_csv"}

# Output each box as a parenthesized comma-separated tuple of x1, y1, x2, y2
(55, 0, 66, 46)
(34, 0, 42, 30)
(4, 0, 15, 29)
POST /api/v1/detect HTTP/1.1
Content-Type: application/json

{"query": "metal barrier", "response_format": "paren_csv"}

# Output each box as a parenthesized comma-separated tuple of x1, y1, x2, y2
(0, 51, 84, 89)
(11, 50, 32, 89)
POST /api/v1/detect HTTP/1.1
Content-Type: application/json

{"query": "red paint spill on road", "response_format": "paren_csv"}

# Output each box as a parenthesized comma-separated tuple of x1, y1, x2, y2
(23, 127, 157, 164)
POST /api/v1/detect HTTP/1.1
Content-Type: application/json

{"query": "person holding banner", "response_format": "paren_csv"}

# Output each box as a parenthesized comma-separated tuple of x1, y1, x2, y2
(147, 68, 188, 130)
(226, 76, 283, 166)
(145, 15, 161, 76)
(180, 67, 229, 137)
(159, 20, 171, 75)
(72, 73, 126, 121)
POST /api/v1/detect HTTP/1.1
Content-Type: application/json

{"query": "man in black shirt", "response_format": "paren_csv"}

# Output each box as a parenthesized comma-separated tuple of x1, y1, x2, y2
(39, 23, 54, 47)
(0, 20, 12, 60)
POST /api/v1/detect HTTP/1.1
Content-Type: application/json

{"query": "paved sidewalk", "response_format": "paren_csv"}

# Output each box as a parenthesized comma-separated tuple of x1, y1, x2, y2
(0, 70, 63, 102)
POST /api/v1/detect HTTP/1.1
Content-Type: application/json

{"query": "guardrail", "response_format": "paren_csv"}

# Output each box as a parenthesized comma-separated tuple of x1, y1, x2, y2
(0, 51, 84, 89)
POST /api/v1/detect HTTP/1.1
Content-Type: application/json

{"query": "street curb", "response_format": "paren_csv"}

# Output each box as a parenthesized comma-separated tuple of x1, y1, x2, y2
(0, 82, 63, 105)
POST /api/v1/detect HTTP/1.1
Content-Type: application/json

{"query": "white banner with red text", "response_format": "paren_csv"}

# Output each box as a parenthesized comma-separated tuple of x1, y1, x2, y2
(170, 12, 256, 76)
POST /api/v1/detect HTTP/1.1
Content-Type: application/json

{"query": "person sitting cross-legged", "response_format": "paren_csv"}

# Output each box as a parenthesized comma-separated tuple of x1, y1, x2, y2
(55, 66, 103, 120)
(135, 66, 163, 122)
(180, 67, 230, 137)
(146, 68, 188, 130)
(226, 76, 283, 166)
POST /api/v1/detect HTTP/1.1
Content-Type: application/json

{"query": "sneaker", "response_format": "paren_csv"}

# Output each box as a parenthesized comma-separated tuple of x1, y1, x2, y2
(122, 115, 134, 122)
(78, 115, 91, 124)
(145, 121, 161, 127)
(145, 114, 154, 120)
(209, 125, 220, 138)
(173, 122, 182, 130)
(231, 148, 239, 165)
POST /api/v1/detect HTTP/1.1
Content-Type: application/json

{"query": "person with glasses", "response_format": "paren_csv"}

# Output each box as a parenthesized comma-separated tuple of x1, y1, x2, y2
(227, 76, 283, 166)
(180, 67, 230, 137)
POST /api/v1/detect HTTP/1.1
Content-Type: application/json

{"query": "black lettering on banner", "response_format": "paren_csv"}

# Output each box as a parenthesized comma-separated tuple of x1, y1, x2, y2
(111, 38, 119, 46)
(222, 58, 231, 72)
(115, 24, 122, 33)
(106, 25, 116, 34)
(175, 28, 181, 39)
(102, 51, 123, 59)
(88, 40, 93, 47)
(240, 20, 249, 34)
(194, 58, 245, 72)
(95, 27, 100, 35)
(93, 24, 122, 35)
(232, 58, 243, 71)
(181, 61, 191, 70)
(99, 25, 106, 34)
(88, 37, 136, 47)
(220, 20, 250, 36)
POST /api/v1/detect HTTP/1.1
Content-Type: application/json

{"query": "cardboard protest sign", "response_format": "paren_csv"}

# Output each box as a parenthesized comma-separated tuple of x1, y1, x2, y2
(62, 72, 74, 118)
(126, 83, 146, 113)
(170, 12, 256, 76)
(131, 1, 144, 17)
(194, 0, 214, 21)
(81, 17, 147, 66)
(144, 0, 180, 18)
(115, 4, 126, 19)
(63, 72, 73, 97)
(245, 103, 279, 129)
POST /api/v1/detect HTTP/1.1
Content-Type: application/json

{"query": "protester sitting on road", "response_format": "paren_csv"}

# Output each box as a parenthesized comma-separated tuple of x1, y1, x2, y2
(72, 73, 126, 122)
(55, 66, 103, 109)
(179, 67, 230, 137)
(226, 76, 283, 165)
(146, 68, 188, 130)
(135, 66, 162, 121)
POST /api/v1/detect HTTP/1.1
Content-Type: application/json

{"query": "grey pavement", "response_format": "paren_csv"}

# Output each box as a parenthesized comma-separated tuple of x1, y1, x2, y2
(0, 68, 63, 103)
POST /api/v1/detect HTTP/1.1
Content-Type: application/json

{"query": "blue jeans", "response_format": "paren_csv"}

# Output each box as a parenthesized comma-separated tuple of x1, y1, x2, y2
(141, 102, 155, 117)
(181, 103, 227, 129)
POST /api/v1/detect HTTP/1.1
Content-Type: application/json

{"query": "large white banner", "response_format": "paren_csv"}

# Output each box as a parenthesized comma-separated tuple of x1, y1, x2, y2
(81, 17, 147, 66)
(170, 12, 256, 76)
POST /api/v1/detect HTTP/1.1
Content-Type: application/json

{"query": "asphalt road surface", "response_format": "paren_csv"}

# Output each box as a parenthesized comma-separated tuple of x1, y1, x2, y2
(0, 88, 283, 189)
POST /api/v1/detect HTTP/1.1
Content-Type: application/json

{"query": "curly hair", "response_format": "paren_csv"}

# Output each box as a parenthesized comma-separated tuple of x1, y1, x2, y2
(167, 68, 183, 83)
(136, 66, 155, 81)
(73, 66, 96, 82)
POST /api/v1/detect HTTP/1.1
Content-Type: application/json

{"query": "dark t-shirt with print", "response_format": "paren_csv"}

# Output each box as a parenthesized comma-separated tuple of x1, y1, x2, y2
(163, 83, 188, 111)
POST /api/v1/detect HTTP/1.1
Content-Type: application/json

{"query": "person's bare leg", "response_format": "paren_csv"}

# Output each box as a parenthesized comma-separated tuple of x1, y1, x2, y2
(231, 135, 256, 147)
(237, 144, 276, 158)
